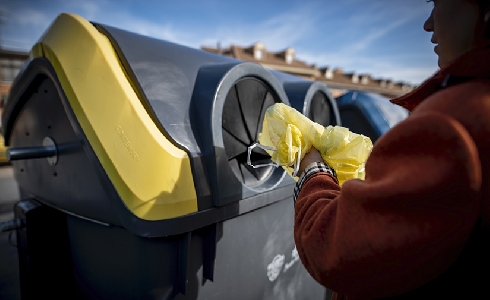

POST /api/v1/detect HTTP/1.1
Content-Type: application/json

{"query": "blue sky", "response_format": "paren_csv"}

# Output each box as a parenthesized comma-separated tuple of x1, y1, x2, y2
(0, 0, 436, 85)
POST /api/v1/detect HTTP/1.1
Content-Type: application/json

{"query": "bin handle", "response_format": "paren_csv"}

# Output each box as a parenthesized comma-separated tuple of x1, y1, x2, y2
(247, 143, 278, 169)
(247, 142, 302, 177)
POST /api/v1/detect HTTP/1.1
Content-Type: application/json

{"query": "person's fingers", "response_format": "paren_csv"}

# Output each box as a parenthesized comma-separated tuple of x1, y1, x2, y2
(298, 147, 324, 175)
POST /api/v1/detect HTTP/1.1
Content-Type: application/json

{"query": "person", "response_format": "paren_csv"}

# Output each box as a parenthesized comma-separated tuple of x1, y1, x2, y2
(294, 0, 490, 299)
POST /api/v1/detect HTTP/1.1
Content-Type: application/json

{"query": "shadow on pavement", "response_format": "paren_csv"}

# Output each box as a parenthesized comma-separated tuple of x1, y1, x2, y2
(0, 228, 20, 300)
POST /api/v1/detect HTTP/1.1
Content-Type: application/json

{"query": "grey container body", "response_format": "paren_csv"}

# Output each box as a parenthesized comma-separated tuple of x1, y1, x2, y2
(1, 21, 341, 299)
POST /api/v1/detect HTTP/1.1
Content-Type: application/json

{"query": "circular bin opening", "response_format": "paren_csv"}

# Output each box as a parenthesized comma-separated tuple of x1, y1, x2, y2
(307, 91, 335, 127)
(221, 77, 281, 188)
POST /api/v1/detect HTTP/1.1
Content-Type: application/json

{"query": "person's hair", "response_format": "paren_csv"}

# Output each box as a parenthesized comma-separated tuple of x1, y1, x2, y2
(476, 0, 490, 8)
(476, 0, 490, 38)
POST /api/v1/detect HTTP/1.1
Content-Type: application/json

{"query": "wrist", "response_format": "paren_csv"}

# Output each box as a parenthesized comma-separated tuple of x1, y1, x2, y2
(294, 161, 337, 205)
(298, 148, 323, 175)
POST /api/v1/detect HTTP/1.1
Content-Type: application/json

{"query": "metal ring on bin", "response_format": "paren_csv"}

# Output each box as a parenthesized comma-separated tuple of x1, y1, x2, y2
(208, 62, 290, 192)
(247, 143, 277, 169)
(222, 77, 278, 187)
(301, 81, 341, 127)
(308, 91, 335, 127)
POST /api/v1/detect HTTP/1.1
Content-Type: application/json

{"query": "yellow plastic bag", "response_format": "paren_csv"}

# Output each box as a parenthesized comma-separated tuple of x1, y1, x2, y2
(255, 103, 373, 186)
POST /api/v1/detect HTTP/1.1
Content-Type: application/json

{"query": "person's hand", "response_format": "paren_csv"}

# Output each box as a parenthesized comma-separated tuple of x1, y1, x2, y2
(298, 147, 324, 176)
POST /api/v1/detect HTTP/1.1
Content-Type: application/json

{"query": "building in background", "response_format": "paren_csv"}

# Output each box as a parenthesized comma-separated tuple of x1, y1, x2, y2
(0, 42, 414, 123)
(0, 48, 29, 128)
(202, 42, 415, 99)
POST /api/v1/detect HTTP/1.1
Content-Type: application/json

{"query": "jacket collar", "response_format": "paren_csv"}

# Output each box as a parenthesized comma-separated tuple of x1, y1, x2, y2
(391, 42, 490, 111)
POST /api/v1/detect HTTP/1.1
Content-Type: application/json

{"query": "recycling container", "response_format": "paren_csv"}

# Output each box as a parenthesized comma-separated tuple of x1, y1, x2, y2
(2, 13, 329, 299)
(335, 90, 409, 142)
(270, 70, 341, 127)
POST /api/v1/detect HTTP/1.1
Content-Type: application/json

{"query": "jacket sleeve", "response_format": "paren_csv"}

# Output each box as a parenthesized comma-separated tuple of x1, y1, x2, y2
(294, 111, 482, 299)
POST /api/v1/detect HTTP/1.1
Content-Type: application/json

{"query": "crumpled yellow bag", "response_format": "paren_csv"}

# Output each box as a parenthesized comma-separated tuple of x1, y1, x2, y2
(254, 103, 373, 186)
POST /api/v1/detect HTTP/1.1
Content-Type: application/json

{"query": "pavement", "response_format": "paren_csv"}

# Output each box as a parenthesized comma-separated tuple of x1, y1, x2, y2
(0, 164, 21, 300)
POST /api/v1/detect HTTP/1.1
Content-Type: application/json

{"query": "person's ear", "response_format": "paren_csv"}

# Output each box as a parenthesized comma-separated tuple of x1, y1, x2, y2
(483, 8, 490, 38)
(485, 11, 490, 23)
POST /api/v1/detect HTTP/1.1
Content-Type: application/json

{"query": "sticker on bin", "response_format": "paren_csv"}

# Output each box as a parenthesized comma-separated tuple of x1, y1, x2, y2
(266, 247, 300, 282)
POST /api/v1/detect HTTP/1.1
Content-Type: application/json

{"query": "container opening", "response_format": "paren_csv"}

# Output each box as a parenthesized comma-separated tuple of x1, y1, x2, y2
(222, 77, 279, 188)
(307, 91, 333, 127)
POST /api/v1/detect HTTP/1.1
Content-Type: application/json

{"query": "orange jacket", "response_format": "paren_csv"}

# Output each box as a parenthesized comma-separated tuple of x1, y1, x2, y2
(294, 44, 490, 299)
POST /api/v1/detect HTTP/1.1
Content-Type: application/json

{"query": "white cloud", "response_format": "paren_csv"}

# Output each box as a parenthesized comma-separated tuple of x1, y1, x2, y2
(337, 1, 429, 54)
(39, 0, 103, 20)
(1, 7, 56, 50)
(297, 50, 438, 85)
(380, 66, 437, 85)
(0, 0, 436, 84)
(291, 1, 435, 84)
(14, 9, 53, 27)
(47, 0, 184, 43)
(347, 16, 413, 53)
(0, 0, 185, 50)
(216, 9, 318, 50)
(95, 13, 183, 43)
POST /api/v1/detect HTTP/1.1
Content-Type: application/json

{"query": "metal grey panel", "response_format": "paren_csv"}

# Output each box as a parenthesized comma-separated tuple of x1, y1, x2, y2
(65, 195, 326, 300)
(7, 67, 119, 225)
(95, 23, 239, 155)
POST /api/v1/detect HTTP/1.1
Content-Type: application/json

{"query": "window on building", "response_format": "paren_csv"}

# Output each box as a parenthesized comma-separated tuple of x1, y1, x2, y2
(254, 49, 263, 60)
(351, 74, 359, 84)
(285, 53, 294, 64)
(402, 85, 412, 92)
(1, 58, 25, 83)
(325, 69, 333, 79)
